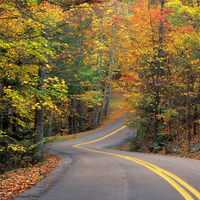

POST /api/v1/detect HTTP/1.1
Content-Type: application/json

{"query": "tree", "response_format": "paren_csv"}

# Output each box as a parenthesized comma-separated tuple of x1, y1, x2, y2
(0, 0, 68, 164)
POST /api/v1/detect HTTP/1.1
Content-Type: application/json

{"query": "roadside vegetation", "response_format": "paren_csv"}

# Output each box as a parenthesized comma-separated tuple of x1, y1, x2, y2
(116, 131, 200, 160)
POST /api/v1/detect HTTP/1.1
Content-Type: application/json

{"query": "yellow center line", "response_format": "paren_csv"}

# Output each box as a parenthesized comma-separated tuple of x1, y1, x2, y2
(73, 126, 200, 200)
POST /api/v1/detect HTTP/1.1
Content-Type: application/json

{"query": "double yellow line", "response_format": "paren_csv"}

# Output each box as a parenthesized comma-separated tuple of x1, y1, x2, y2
(73, 126, 200, 200)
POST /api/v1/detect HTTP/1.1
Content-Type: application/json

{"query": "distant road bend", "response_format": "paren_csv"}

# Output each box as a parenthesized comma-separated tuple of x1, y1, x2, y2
(16, 117, 200, 200)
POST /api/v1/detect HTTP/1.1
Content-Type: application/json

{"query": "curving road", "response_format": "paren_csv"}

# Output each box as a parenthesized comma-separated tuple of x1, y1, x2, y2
(16, 117, 200, 200)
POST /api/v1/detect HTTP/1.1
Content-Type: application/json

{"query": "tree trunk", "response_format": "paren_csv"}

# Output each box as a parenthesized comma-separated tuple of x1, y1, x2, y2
(78, 100, 83, 132)
(69, 114, 73, 134)
(73, 98, 78, 134)
(33, 26, 49, 161)
(105, 87, 112, 119)
(48, 109, 53, 136)
(33, 64, 47, 161)
(153, 0, 165, 142)
(93, 104, 99, 129)
(153, 93, 159, 142)
(93, 8, 105, 129)
(187, 71, 191, 151)
(105, 37, 116, 119)
(193, 102, 198, 135)
(98, 86, 107, 126)
(105, 3, 118, 119)
(70, 99, 75, 134)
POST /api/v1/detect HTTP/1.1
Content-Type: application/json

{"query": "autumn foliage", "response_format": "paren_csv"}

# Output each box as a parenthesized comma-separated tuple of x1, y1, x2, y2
(119, 0, 200, 152)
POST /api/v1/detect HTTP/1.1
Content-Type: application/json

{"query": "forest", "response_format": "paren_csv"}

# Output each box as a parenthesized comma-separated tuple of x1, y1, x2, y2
(0, 0, 200, 173)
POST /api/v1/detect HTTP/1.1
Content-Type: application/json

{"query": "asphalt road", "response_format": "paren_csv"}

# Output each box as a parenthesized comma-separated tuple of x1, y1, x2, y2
(16, 117, 200, 200)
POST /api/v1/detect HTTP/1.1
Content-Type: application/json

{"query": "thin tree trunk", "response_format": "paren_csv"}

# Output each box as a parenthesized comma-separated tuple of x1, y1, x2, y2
(187, 71, 191, 151)
(153, 0, 165, 142)
(193, 104, 197, 135)
(0, 76, 4, 131)
(33, 26, 49, 161)
(93, 9, 105, 129)
(70, 98, 75, 134)
(33, 63, 47, 161)
(98, 86, 107, 126)
(105, 3, 118, 119)
(105, 87, 112, 119)
(105, 36, 116, 119)
(48, 109, 53, 136)
(93, 88, 99, 129)
(74, 98, 78, 134)
(153, 93, 159, 142)
(69, 114, 73, 134)
(78, 100, 83, 132)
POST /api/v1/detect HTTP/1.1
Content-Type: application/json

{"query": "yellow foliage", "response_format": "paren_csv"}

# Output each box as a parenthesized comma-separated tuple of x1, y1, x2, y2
(7, 144, 26, 152)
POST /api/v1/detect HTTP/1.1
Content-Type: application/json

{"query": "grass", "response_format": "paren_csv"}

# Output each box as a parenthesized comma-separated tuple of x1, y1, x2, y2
(107, 146, 118, 150)
(44, 133, 88, 143)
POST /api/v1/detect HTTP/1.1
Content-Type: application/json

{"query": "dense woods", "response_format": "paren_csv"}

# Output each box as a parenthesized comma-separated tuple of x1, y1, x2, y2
(0, 0, 200, 173)
(120, 0, 200, 153)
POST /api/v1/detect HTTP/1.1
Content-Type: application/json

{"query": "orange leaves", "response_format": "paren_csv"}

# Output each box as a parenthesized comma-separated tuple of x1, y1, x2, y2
(180, 25, 194, 34)
(151, 9, 161, 21)
(85, 30, 92, 35)
(32, 1, 65, 24)
(120, 73, 140, 88)
(0, 153, 60, 200)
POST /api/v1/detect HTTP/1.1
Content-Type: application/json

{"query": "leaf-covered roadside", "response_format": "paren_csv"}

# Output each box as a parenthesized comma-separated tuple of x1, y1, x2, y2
(0, 153, 60, 200)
